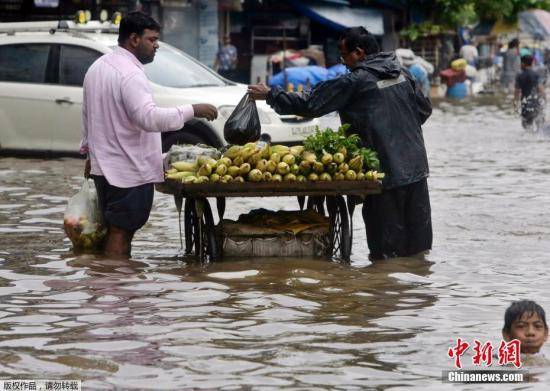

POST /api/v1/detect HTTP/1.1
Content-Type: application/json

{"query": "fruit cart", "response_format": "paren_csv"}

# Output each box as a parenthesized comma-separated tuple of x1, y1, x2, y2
(156, 179, 382, 262)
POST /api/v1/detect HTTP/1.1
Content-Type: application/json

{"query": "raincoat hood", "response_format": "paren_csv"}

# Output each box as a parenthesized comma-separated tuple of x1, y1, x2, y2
(353, 52, 402, 79)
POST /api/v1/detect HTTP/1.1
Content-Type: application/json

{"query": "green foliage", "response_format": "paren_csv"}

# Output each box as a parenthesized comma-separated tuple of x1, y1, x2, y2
(303, 124, 379, 170)
(475, 0, 550, 22)
(400, 22, 443, 41)
(304, 124, 360, 158)
(404, 0, 550, 29)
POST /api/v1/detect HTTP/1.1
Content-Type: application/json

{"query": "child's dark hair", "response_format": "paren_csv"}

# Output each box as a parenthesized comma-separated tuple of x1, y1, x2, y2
(521, 55, 534, 66)
(503, 300, 547, 333)
(118, 11, 161, 45)
(339, 27, 380, 56)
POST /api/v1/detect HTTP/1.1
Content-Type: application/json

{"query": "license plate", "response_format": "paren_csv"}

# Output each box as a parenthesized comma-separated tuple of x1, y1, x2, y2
(291, 125, 316, 136)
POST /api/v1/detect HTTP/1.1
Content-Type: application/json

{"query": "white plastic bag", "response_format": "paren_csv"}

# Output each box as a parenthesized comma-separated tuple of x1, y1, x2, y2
(63, 180, 106, 252)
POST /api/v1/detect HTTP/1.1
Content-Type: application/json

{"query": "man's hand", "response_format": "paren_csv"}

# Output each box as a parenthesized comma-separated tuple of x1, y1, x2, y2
(84, 158, 91, 179)
(247, 84, 270, 100)
(192, 104, 218, 121)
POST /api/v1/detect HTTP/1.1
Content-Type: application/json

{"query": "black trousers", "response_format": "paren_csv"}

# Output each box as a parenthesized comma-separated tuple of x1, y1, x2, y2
(362, 178, 432, 260)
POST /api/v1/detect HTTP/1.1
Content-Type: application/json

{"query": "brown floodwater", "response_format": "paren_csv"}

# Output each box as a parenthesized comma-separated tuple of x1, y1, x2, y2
(1, 100, 550, 390)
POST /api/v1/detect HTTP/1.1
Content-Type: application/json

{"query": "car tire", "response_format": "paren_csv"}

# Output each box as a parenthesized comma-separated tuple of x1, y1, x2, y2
(162, 131, 207, 153)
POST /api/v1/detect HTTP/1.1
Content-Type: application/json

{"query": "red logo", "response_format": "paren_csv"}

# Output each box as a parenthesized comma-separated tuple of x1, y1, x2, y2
(448, 339, 522, 368)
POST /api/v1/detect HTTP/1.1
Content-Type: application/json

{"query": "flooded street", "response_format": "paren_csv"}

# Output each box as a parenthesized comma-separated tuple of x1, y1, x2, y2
(1, 100, 550, 390)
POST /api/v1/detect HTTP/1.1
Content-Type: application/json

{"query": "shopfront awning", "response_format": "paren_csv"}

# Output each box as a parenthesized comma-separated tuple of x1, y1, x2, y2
(289, 0, 385, 35)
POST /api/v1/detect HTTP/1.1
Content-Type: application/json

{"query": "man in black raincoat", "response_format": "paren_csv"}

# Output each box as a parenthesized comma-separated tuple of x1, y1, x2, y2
(248, 27, 432, 261)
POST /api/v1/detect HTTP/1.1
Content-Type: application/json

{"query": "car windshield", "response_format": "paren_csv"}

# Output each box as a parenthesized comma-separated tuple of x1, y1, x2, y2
(143, 44, 228, 88)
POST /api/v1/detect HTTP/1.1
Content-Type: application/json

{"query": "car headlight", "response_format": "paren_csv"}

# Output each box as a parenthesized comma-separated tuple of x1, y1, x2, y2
(218, 105, 272, 124)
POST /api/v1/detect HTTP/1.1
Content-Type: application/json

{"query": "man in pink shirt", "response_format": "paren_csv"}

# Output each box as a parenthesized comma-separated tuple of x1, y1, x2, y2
(81, 12, 217, 258)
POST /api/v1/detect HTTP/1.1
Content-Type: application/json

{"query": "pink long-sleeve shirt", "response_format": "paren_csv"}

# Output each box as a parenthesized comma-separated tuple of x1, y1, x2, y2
(80, 46, 194, 188)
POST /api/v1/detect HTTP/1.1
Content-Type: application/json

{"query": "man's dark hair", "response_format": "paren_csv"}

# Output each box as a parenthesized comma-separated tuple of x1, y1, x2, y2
(503, 300, 548, 333)
(118, 11, 161, 45)
(509, 38, 519, 49)
(339, 27, 380, 56)
(521, 54, 534, 66)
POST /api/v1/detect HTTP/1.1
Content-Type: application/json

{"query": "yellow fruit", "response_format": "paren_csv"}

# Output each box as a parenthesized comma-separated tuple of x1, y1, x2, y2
(239, 163, 251, 176)
(356, 172, 365, 181)
(348, 155, 363, 172)
(233, 156, 244, 166)
(333, 152, 345, 164)
(222, 174, 233, 183)
(313, 162, 324, 174)
(319, 173, 332, 181)
(256, 159, 268, 172)
(282, 154, 295, 165)
(271, 174, 283, 182)
(299, 161, 312, 175)
(166, 171, 194, 180)
(263, 172, 272, 181)
(197, 163, 212, 177)
(216, 164, 227, 176)
(277, 162, 290, 175)
(266, 160, 277, 173)
(198, 156, 217, 167)
(301, 151, 317, 163)
(334, 172, 345, 181)
(166, 168, 178, 175)
(210, 173, 221, 182)
(172, 161, 197, 172)
(239, 146, 257, 161)
(248, 169, 263, 182)
(297, 175, 306, 182)
(283, 173, 296, 181)
(345, 170, 357, 180)
(338, 162, 349, 173)
(219, 157, 232, 166)
(227, 166, 240, 177)
(376, 172, 386, 179)
(183, 176, 198, 184)
(271, 145, 290, 155)
(308, 173, 319, 182)
(223, 145, 242, 159)
(233, 176, 245, 183)
(248, 151, 262, 166)
(260, 144, 271, 159)
(321, 153, 333, 165)
(290, 145, 304, 156)
(197, 175, 210, 183)
(269, 153, 281, 164)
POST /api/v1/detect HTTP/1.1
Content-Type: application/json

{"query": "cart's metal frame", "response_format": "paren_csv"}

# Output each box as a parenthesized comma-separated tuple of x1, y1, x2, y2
(156, 180, 382, 262)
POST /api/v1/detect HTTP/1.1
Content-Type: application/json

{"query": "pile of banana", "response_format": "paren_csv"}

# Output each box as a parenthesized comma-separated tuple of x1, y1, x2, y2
(165, 142, 385, 184)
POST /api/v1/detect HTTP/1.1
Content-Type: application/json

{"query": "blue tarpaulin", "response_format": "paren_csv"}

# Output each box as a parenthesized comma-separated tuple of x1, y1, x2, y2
(269, 64, 349, 89)
(289, 0, 384, 34)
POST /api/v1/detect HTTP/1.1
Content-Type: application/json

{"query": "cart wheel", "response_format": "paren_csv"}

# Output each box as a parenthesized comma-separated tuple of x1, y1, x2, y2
(192, 198, 219, 262)
(327, 196, 351, 262)
(306, 196, 326, 216)
(184, 198, 196, 255)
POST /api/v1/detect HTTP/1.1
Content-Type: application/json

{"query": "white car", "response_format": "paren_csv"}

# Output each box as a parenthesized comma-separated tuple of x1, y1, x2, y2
(0, 21, 319, 154)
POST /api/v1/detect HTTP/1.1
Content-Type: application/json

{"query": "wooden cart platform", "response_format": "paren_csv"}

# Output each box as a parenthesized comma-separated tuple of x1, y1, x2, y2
(156, 179, 382, 262)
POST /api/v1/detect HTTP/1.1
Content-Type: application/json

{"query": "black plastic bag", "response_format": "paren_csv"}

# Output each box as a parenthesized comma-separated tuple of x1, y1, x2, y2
(224, 93, 261, 144)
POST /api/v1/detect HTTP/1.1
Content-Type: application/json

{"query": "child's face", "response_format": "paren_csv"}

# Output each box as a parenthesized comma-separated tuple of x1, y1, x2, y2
(503, 312, 548, 354)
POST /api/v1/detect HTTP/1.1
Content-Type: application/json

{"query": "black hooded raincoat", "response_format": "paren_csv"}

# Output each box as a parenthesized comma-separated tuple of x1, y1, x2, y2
(266, 52, 432, 189)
